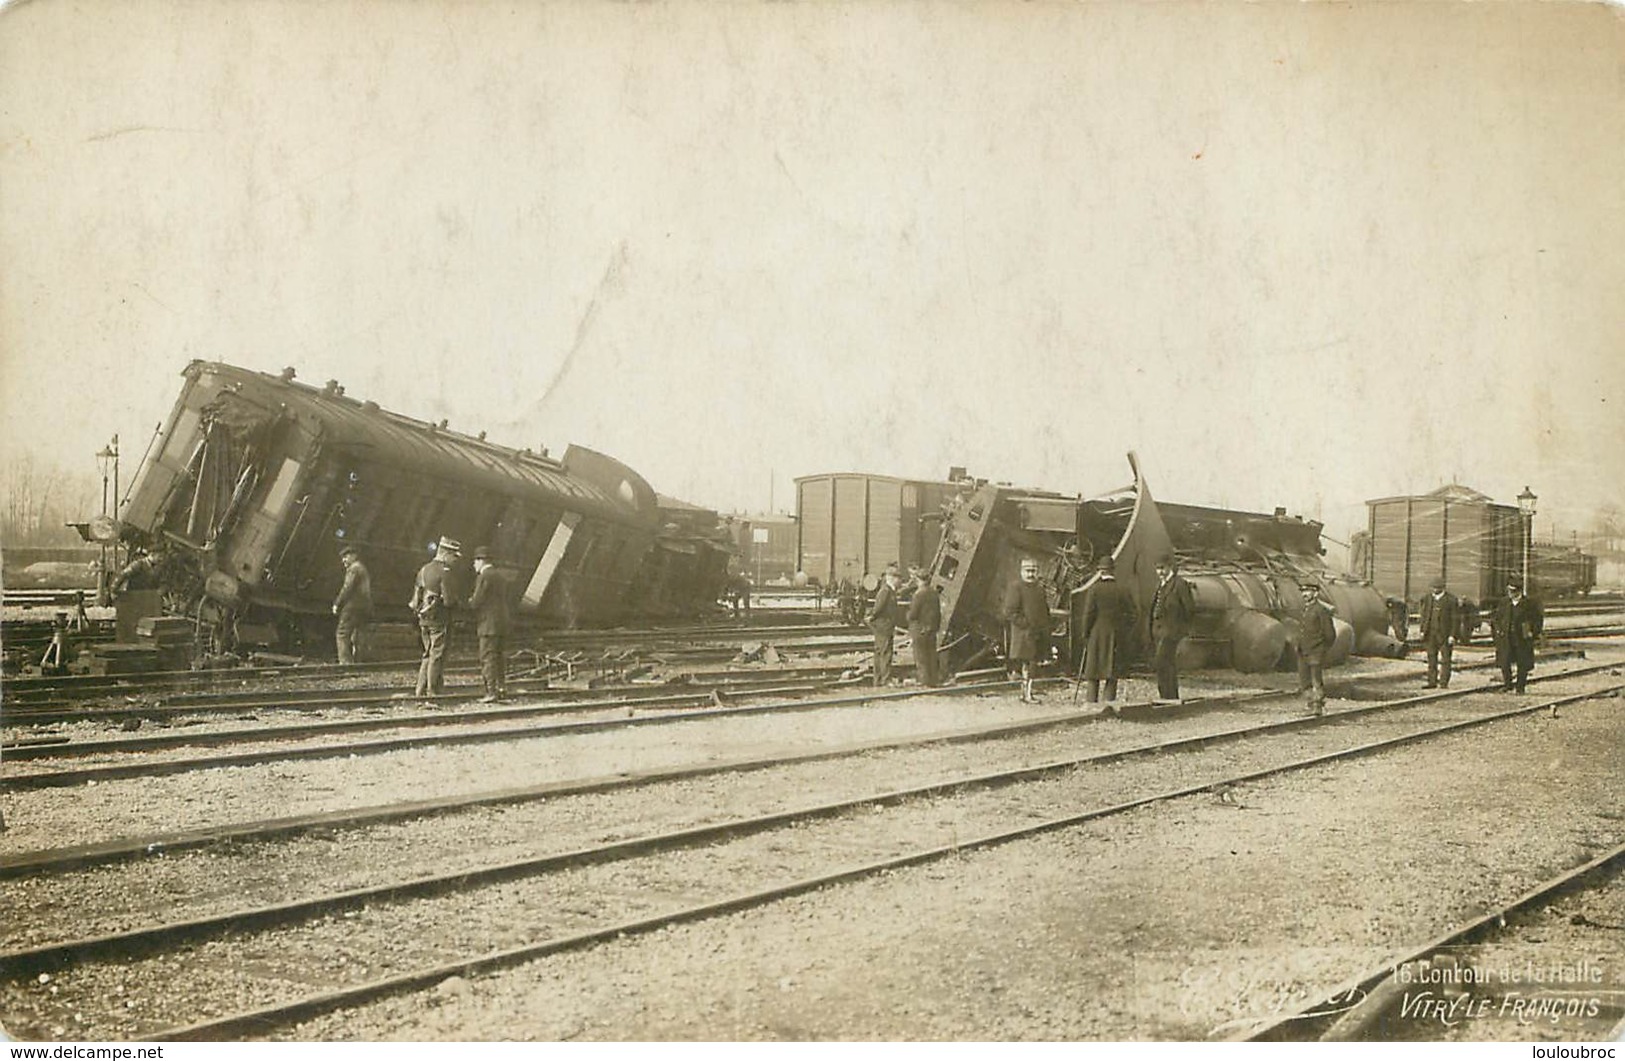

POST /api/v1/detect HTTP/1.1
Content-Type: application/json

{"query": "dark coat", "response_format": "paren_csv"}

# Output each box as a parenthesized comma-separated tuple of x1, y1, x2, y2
(1150, 575, 1195, 643)
(1298, 598, 1337, 662)
(1492, 595, 1543, 647)
(1418, 590, 1457, 646)
(906, 583, 941, 634)
(868, 580, 901, 633)
(469, 565, 513, 638)
(411, 559, 460, 627)
(1080, 576, 1137, 680)
(1003, 579, 1050, 663)
(334, 560, 373, 619)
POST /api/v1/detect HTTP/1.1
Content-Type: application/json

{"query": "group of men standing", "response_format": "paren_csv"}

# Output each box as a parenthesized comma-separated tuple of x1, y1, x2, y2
(865, 565, 944, 689)
(1026, 555, 1339, 716)
(1413, 576, 1545, 694)
(332, 536, 514, 703)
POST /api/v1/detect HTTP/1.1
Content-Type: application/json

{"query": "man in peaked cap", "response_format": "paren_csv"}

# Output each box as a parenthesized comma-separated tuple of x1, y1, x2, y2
(411, 536, 463, 698)
(332, 544, 373, 665)
(1003, 557, 1050, 703)
(469, 545, 513, 703)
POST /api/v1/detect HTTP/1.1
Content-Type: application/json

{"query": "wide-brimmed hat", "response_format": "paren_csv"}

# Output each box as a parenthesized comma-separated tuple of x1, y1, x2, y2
(339, 544, 361, 559)
(437, 536, 462, 554)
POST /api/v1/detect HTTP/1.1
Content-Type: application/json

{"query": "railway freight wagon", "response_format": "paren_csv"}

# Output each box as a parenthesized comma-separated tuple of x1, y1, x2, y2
(794, 472, 963, 587)
(118, 361, 671, 655)
(1365, 484, 1526, 606)
(1529, 542, 1598, 599)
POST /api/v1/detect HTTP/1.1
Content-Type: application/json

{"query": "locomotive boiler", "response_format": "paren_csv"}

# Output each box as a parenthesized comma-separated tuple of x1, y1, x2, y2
(921, 454, 1403, 677)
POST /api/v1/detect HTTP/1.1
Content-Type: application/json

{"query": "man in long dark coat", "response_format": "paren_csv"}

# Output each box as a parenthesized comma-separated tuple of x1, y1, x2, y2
(906, 570, 943, 687)
(1078, 556, 1137, 705)
(1297, 582, 1337, 716)
(1418, 577, 1458, 688)
(469, 545, 513, 703)
(1150, 556, 1196, 702)
(1003, 557, 1051, 703)
(866, 568, 903, 687)
(1492, 579, 1544, 693)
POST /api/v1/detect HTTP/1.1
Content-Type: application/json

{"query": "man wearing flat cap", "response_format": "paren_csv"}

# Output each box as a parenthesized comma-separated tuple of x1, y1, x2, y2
(469, 545, 513, 703)
(411, 536, 464, 698)
(1418, 577, 1458, 689)
(332, 544, 373, 665)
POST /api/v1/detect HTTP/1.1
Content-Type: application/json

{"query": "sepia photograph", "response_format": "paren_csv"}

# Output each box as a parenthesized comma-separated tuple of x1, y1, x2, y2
(1, 0, 1622, 1044)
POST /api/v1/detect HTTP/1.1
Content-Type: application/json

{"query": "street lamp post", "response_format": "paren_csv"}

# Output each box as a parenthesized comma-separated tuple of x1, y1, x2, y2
(95, 442, 116, 605)
(1517, 485, 1537, 592)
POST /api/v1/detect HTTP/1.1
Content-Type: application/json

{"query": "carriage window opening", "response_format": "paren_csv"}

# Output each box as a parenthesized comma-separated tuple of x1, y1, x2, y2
(260, 458, 303, 520)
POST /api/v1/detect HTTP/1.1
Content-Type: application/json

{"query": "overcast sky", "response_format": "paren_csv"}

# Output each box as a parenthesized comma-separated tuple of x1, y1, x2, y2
(2, 0, 1621, 546)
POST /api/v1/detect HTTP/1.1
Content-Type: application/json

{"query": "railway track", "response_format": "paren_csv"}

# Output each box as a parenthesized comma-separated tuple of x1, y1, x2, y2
(2, 666, 1617, 1040)
(1241, 845, 1625, 1041)
(0, 661, 878, 727)
(0, 670, 1029, 790)
(3, 642, 1598, 789)
(0, 621, 864, 702)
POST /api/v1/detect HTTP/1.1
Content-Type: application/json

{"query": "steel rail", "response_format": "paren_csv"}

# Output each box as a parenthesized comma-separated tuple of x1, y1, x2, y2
(0, 675, 1045, 791)
(5, 668, 1618, 972)
(134, 680, 1624, 1042)
(0, 664, 873, 728)
(0, 621, 860, 699)
(1234, 842, 1625, 1042)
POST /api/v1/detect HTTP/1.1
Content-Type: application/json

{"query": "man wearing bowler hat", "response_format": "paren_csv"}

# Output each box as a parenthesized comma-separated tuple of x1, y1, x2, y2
(469, 545, 513, 703)
(332, 544, 373, 664)
(1492, 578, 1543, 693)
(1297, 581, 1336, 716)
(1418, 577, 1458, 689)
(411, 536, 463, 698)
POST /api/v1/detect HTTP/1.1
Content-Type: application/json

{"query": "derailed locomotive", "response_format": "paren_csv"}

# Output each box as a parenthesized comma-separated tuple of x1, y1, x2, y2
(922, 454, 1402, 676)
(116, 361, 732, 656)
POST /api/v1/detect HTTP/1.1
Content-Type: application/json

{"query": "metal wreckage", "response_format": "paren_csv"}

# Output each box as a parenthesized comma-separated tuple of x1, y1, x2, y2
(922, 454, 1405, 678)
(112, 361, 736, 657)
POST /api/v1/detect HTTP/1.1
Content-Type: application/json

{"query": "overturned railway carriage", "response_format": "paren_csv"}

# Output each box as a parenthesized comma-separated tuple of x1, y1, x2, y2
(119, 361, 696, 654)
(923, 455, 1402, 676)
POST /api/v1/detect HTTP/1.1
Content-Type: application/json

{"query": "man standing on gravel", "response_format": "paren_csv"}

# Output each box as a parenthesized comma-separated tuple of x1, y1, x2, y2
(906, 569, 942, 687)
(411, 536, 462, 699)
(1492, 579, 1544, 693)
(1078, 556, 1136, 705)
(1004, 558, 1051, 704)
(469, 545, 512, 703)
(867, 567, 903, 687)
(332, 545, 373, 665)
(1149, 556, 1195, 702)
(1418, 577, 1458, 688)
(1297, 582, 1336, 716)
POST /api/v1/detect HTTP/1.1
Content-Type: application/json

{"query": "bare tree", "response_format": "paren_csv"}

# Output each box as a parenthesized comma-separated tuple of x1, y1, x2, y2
(1, 453, 99, 547)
